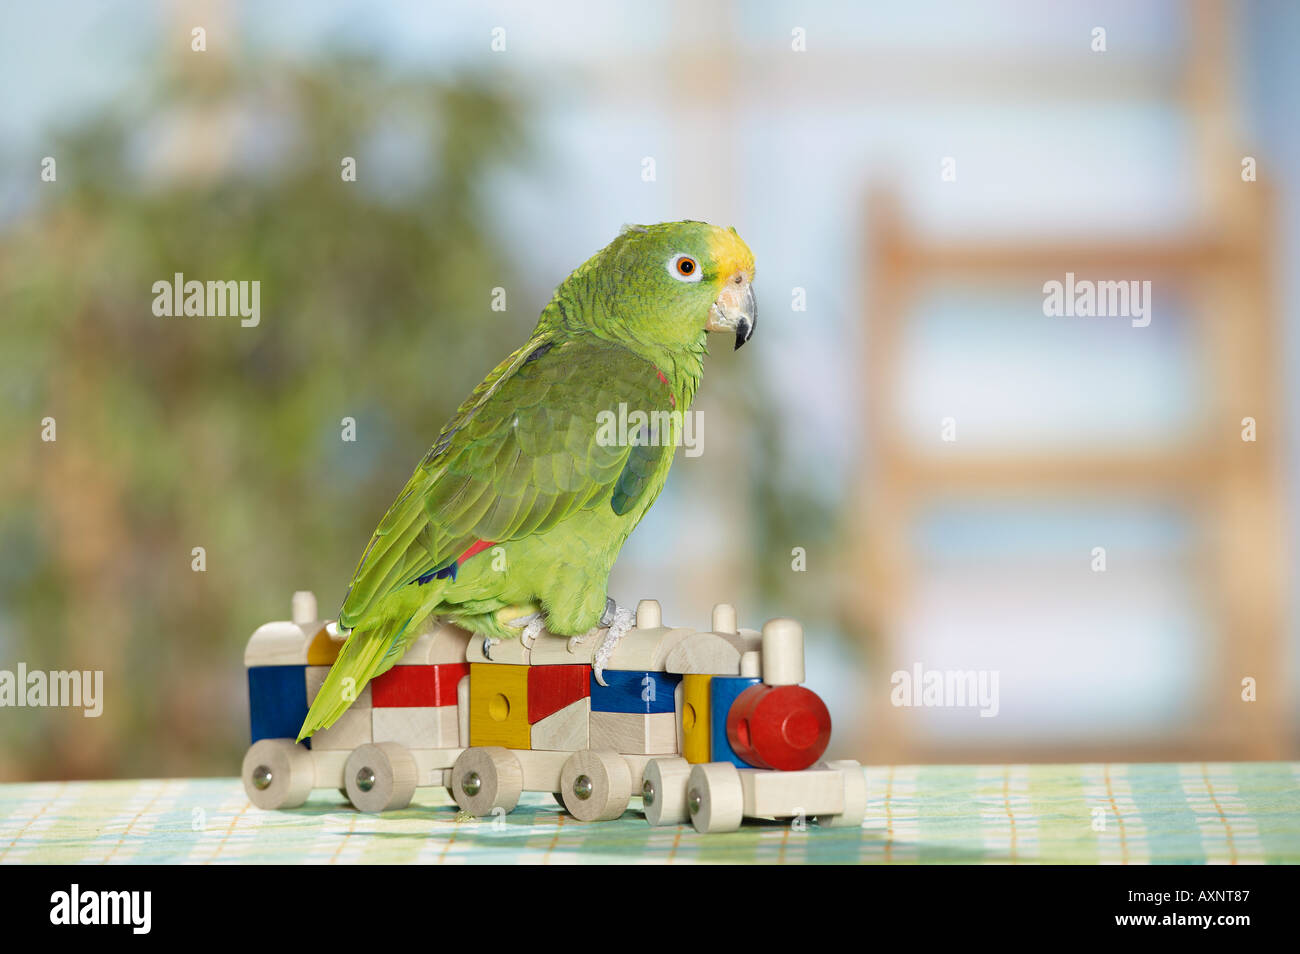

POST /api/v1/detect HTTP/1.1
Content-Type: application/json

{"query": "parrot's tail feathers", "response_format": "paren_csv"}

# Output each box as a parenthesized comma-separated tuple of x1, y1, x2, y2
(296, 610, 421, 741)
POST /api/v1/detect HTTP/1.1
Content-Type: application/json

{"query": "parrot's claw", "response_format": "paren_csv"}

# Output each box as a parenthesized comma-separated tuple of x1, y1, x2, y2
(520, 616, 545, 648)
(504, 611, 545, 649)
(591, 604, 636, 688)
(482, 636, 499, 660)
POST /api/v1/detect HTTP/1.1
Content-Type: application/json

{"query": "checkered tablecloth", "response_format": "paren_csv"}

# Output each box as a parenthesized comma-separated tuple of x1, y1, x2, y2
(2, 762, 1297, 864)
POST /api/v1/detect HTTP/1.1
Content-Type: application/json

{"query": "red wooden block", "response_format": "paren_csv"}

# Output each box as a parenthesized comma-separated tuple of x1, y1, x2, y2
(725, 684, 831, 772)
(372, 663, 469, 708)
(527, 664, 591, 723)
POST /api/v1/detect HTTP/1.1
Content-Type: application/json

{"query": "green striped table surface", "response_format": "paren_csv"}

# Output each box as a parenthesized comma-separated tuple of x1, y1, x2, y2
(2, 763, 1297, 864)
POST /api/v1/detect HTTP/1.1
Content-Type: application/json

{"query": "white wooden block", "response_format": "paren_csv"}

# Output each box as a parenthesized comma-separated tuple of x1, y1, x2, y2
(513, 750, 571, 792)
(530, 630, 597, 665)
(760, 618, 805, 686)
(244, 620, 312, 666)
(530, 624, 696, 670)
(589, 711, 677, 755)
(530, 697, 590, 751)
(397, 621, 472, 665)
(457, 675, 469, 747)
(465, 635, 531, 665)
(609, 626, 696, 671)
(311, 706, 373, 751)
(738, 768, 844, 818)
(819, 760, 868, 828)
(711, 603, 737, 634)
(412, 748, 463, 787)
(664, 631, 748, 675)
(635, 599, 662, 628)
(311, 749, 349, 789)
(291, 591, 318, 625)
(372, 706, 459, 749)
(305, 666, 371, 708)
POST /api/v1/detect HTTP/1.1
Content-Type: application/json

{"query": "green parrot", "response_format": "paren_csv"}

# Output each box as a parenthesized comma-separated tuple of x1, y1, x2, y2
(298, 220, 756, 740)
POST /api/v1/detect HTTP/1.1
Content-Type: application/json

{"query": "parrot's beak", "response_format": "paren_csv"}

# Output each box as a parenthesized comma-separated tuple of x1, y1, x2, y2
(706, 273, 757, 350)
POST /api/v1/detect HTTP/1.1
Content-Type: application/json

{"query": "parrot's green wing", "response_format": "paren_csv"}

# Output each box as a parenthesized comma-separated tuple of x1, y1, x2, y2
(337, 334, 673, 630)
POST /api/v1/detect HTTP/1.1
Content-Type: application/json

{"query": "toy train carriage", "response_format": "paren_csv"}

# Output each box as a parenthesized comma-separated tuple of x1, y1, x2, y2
(242, 593, 867, 833)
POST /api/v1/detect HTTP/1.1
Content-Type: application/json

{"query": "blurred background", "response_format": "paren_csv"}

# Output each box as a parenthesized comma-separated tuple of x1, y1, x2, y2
(1, 0, 1296, 781)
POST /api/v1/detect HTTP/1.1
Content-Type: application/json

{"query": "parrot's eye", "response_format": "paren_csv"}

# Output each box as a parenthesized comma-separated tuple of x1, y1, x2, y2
(668, 254, 702, 283)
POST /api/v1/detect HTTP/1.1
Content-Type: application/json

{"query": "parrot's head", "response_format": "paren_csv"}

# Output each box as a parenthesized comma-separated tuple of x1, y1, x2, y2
(583, 220, 757, 352)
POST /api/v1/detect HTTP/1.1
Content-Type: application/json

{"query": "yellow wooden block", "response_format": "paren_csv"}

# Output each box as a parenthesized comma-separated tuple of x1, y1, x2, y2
(306, 625, 343, 665)
(468, 663, 531, 749)
(681, 674, 712, 764)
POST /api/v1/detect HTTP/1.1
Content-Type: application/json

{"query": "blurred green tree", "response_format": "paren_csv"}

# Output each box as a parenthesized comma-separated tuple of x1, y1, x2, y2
(0, 53, 535, 779)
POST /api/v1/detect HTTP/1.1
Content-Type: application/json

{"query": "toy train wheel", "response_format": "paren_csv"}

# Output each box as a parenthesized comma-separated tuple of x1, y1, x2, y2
(642, 757, 692, 826)
(344, 742, 419, 813)
(243, 739, 314, 810)
(450, 747, 523, 816)
(560, 750, 632, 822)
(817, 759, 868, 828)
(686, 763, 744, 833)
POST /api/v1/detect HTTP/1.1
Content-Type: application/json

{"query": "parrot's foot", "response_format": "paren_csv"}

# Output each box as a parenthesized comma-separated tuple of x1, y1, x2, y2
(592, 604, 636, 688)
(520, 616, 544, 648)
(482, 636, 500, 660)
(505, 611, 546, 649)
(566, 597, 617, 654)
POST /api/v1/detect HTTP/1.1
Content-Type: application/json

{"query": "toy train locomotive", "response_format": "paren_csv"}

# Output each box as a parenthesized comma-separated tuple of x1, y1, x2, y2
(241, 592, 867, 833)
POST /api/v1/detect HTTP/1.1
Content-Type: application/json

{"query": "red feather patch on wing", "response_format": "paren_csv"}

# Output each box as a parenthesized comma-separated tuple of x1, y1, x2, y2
(655, 369, 676, 408)
(457, 539, 496, 563)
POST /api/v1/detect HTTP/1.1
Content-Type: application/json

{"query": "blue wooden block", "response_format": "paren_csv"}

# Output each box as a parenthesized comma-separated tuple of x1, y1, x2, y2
(710, 675, 762, 768)
(590, 669, 680, 714)
(248, 665, 309, 745)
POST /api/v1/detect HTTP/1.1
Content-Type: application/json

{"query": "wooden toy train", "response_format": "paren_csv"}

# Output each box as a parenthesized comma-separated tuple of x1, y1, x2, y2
(242, 592, 867, 833)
